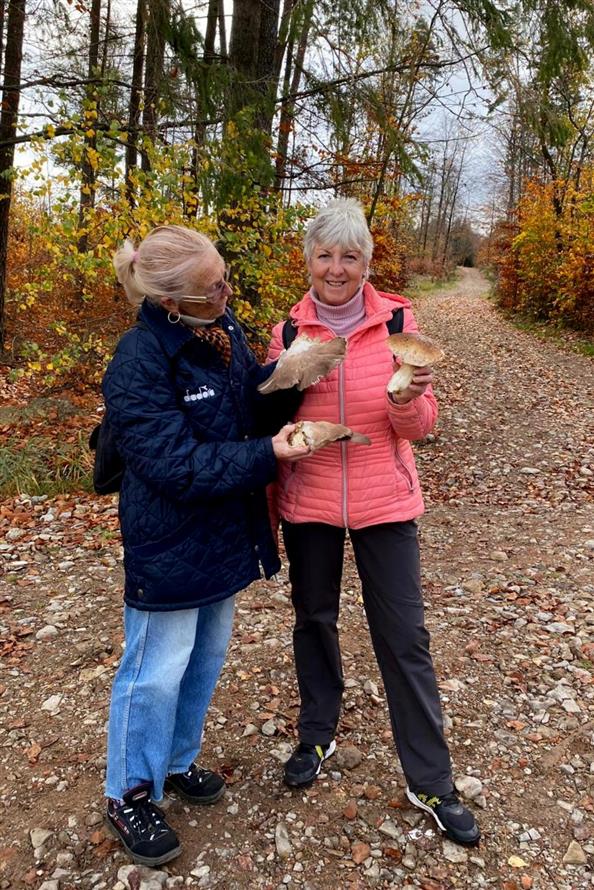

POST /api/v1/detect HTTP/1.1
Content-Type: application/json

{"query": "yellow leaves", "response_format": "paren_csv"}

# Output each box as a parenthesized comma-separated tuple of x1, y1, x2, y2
(508, 855, 529, 868)
(45, 124, 56, 139)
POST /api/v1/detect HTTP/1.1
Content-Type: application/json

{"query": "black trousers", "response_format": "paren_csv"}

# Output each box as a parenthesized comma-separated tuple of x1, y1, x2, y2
(282, 519, 453, 794)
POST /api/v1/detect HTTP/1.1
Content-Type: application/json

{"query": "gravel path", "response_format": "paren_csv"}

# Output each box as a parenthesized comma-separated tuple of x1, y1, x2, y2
(1, 268, 593, 890)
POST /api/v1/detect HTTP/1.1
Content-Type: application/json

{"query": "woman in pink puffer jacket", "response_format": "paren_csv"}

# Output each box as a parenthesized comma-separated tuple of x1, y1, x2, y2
(267, 199, 480, 847)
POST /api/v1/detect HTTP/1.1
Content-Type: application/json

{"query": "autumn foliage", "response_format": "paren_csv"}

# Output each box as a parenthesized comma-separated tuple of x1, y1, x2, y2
(490, 171, 594, 333)
(3, 147, 413, 389)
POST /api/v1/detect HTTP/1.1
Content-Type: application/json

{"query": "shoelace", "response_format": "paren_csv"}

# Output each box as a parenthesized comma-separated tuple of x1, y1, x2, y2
(185, 765, 206, 782)
(124, 800, 169, 839)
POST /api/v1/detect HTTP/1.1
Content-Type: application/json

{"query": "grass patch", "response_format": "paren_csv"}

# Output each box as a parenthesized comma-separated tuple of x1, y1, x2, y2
(500, 310, 594, 358)
(406, 270, 460, 297)
(0, 432, 94, 497)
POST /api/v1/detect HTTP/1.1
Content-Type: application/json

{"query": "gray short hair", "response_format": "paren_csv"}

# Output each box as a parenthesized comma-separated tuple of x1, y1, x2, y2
(304, 198, 374, 265)
(113, 224, 219, 307)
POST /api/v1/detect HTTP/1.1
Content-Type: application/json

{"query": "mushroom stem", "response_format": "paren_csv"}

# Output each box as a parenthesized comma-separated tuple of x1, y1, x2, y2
(387, 363, 414, 395)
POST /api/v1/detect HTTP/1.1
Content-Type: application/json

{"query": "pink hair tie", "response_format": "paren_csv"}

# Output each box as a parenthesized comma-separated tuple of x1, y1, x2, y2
(132, 249, 139, 263)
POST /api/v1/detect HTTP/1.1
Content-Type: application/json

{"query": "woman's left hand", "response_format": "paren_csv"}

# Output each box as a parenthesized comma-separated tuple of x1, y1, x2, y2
(388, 365, 433, 405)
(272, 423, 311, 461)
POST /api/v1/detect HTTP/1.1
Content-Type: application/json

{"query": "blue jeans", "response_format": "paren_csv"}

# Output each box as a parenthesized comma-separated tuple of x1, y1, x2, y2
(105, 597, 235, 801)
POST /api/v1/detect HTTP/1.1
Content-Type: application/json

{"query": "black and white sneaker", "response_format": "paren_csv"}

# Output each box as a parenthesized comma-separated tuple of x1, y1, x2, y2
(284, 741, 336, 787)
(106, 782, 181, 866)
(164, 763, 226, 805)
(406, 787, 481, 846)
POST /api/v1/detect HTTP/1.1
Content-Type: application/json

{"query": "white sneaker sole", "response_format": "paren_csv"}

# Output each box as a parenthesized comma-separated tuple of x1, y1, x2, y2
(316, 739, 336, 774)
(406, 786, 481, 846)
(406, 787, 447, 833)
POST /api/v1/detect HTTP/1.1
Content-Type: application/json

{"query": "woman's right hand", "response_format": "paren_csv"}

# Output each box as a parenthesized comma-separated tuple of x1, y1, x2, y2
(272, 424, 311, 462)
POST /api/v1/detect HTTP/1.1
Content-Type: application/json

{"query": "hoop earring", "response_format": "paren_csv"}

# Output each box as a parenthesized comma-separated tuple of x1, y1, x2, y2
(167, 311, 181, 324)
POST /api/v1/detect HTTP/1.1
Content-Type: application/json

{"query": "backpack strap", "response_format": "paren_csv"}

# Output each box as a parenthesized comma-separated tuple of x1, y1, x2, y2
(386, 307, 404, 334)
(282, 306, 403, 346)
(282, 318, 299, 349)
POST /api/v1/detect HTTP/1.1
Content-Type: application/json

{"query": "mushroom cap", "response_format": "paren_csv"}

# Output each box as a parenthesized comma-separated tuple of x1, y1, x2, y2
(288, 420, 370, 451)
(386, 332, 444, 366)
(258, 335, 347, 394)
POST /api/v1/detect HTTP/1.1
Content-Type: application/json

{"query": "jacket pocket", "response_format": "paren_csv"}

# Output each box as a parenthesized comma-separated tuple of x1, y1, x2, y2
(394, 443, 415, 493)
(281, 462, 299, 496)
(129, 513, 197, 560)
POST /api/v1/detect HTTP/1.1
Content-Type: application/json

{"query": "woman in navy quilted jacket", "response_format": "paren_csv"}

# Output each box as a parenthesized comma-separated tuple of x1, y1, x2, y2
(102, 225, 309, 866)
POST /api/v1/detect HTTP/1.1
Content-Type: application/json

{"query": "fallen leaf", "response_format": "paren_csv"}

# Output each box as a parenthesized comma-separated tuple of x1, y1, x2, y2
(508, 855, 528, 868)
(25, 742, 41, 764)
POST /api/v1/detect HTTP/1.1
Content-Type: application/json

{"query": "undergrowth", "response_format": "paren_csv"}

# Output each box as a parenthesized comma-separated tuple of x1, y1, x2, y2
(0, 432, 94, 497)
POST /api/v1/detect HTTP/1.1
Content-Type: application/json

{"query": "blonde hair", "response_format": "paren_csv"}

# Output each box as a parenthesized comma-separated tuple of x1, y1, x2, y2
(304, 198, 374, 265)
(113, 224, 219, 306)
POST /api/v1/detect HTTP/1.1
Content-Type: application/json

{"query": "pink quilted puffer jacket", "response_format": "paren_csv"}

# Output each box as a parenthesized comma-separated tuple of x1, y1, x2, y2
(267, 283, 438, 529)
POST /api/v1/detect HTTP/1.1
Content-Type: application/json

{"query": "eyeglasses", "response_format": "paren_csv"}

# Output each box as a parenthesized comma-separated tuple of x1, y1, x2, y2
(180, 266, 231, 304)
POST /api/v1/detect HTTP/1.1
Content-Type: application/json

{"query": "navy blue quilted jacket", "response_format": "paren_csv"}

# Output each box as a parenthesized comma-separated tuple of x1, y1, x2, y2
(102, 299, 294, 611)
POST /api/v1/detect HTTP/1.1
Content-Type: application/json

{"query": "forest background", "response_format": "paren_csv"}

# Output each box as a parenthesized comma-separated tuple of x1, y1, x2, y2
(0, 0, 593, 496)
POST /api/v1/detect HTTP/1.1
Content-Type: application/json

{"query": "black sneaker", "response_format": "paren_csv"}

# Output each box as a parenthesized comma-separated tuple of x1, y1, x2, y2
(164, 763, 226, 804)
(406, 787, 481, 846)
(284, 740, 336, 787)
(105, 782, 181, 866)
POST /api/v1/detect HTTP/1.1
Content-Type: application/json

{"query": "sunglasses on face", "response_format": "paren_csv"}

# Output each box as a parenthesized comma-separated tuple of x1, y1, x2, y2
(180, 266, 231, 303)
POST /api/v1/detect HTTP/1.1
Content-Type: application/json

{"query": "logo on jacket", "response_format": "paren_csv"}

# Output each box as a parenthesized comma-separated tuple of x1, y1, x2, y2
(184, 386, 215, 402)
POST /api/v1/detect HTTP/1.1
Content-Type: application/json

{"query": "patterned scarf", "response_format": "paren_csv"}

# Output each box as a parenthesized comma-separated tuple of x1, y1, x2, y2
(193, 324, 232, 366)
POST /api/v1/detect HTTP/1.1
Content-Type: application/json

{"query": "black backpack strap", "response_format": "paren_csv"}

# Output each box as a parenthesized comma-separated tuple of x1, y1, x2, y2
(386, 307, 404, 335)
(282, 318, 298, 349)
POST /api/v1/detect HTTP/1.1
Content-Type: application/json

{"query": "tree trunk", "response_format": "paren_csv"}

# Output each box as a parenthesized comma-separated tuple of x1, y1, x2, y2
(0, 1, 6, 80)
(204, 0, 217, 62)
(254, 0, 281, 134)
(227, 0, 261, 121)
(142, 0, 169, 172)
(77, 0, 101, 255)
(218, 0, 227, 57)
(125, 0, 146, 203)
(275, 0, 313, 192)
(100, 0, 111, 77)
(0, 0, 25, 352)
(188, 0, 219, 217)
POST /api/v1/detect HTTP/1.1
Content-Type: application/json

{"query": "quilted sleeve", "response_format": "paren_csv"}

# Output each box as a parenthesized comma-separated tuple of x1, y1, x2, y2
(386, 307, 439, 440)
(103, 350, 277, 503)
(236, 319, 302, 435)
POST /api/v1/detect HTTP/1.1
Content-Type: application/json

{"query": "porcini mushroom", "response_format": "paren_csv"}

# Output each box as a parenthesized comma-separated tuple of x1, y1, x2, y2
(386, 332, 445, 396)
(288, 420, 371, 452)
(258, 334, 347, 394)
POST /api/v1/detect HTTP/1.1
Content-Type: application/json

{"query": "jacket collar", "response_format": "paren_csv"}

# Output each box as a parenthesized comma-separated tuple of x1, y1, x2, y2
(138, 299, 229, 359)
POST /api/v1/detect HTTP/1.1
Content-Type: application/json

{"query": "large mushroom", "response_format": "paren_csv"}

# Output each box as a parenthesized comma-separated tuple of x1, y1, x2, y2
(288, 420, 370, 452)
(385, 332, 445, 396)
(258, 334, 347, 394)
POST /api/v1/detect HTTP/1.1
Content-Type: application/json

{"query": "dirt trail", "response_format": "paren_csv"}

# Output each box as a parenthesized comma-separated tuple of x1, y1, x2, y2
(1, 268, 593, 890)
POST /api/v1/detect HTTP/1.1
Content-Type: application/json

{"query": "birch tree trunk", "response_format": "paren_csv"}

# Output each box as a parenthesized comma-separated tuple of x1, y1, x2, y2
(0, 0, 25, 351)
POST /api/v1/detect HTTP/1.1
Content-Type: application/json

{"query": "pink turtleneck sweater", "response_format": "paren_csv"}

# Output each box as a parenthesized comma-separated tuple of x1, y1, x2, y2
(309, 285, 366, 337)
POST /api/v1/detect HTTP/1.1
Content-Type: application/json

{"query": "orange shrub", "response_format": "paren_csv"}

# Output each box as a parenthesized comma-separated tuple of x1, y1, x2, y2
(492, 173, 594, 332)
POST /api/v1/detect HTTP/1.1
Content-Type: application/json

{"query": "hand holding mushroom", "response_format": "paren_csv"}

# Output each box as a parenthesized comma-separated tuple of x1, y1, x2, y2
(386, 333, 444, 404)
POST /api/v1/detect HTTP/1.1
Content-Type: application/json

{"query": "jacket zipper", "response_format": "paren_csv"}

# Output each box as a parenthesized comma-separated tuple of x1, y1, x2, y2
(395, 447, 415, 492)
(339, 364, 348, 527)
